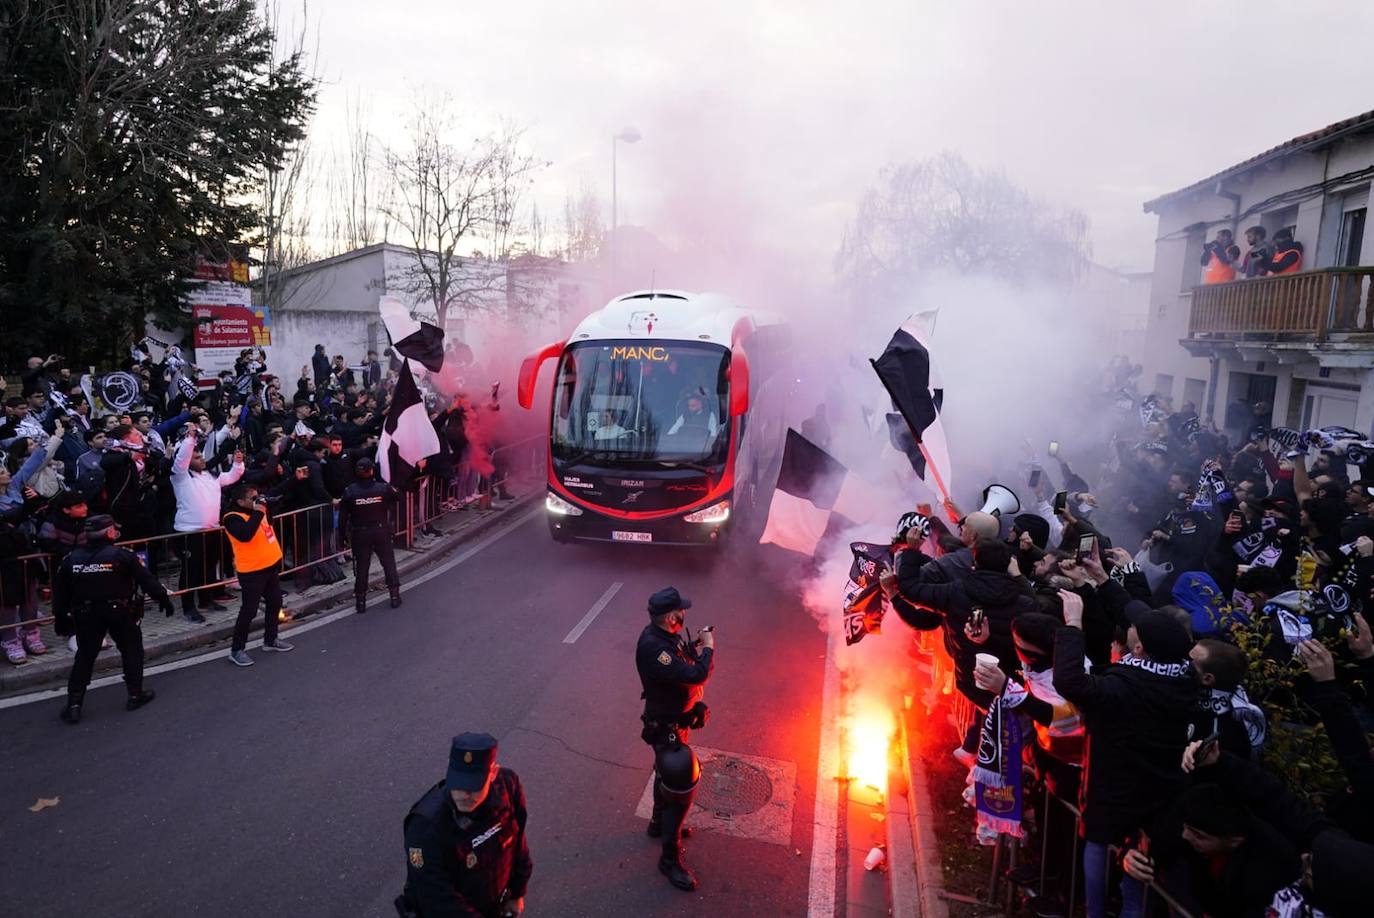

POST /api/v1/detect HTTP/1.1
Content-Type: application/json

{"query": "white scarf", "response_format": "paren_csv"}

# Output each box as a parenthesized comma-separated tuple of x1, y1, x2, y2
(1200, 686, 1267, 749)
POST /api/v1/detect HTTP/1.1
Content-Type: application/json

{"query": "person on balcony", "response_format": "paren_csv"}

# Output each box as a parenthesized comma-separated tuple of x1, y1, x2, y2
(1240, 226, 1271, 278)
(1200, 229, 1240, 284)
(1267, 228, 1304, 276)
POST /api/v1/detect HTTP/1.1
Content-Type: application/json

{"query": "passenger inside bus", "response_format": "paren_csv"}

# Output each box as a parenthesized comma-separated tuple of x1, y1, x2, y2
(591, 410, 632, 441)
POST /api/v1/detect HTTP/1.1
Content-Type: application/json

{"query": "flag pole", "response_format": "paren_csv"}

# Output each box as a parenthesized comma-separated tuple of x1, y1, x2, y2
(917, 441, 957, 523)
(869, 359, 957, 523)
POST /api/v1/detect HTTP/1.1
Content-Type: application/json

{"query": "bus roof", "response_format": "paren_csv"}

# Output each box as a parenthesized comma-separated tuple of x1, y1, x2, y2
(567, 290, 781, 346)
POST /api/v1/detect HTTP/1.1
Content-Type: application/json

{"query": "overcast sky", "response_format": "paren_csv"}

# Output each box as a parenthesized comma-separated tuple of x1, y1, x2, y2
(291, 0, 1374, 274)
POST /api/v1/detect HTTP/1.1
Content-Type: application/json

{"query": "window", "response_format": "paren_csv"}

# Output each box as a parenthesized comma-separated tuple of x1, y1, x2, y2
(551, 340, 730, 465)
(1339, 208, 1367, 267)
(1264, 205, 1299, 240)
(1182, 377, 1206, 414)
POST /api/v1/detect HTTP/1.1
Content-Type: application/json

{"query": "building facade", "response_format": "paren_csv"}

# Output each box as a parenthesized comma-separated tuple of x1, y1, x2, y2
(1141, 109, 1374, 438)
(256, 244, 584, 385)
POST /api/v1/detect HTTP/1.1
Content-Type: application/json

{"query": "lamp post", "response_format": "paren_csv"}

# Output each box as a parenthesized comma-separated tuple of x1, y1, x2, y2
(610, 126, 641, 285)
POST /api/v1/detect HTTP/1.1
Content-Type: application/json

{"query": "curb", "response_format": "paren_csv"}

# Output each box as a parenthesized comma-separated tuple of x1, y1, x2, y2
(890, 707, 950, 918)
(0, 494, 539, 696)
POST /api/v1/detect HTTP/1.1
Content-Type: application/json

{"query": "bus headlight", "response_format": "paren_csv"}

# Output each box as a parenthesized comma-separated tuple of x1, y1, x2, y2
(684, 500, 730, 524)
(546, 492, 584, 516)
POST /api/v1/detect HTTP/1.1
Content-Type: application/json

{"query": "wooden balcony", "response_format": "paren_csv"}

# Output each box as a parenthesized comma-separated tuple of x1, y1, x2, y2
(1188, 267, 1374, 341)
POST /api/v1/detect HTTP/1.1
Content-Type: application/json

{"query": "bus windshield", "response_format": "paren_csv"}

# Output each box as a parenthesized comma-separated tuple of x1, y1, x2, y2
(551, 340, 730, 465)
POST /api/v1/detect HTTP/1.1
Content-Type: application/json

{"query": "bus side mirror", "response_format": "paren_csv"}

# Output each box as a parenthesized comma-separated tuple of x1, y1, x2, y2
(729, 345, 750, 417)
(517, 340, 565, 410)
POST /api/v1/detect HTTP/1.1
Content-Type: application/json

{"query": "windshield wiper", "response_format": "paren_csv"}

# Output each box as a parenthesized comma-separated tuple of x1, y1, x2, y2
(555, 448, 613, 466)
(653, 459, 717, 474)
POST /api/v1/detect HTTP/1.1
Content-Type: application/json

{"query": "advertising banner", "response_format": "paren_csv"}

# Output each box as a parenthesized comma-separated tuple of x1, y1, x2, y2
(188, 257, 271, 380)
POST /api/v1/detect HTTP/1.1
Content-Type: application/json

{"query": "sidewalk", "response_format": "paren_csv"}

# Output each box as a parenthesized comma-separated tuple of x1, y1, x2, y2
(0, 493, 538, 698)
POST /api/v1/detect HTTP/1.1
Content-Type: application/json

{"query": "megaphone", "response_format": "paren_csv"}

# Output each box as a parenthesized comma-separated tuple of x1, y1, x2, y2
(979, 484, 1021, 518)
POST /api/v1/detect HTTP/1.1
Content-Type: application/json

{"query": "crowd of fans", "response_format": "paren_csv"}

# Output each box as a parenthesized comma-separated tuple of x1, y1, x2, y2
(879, 367, 1374, 917)
(0, 341, 515, 665)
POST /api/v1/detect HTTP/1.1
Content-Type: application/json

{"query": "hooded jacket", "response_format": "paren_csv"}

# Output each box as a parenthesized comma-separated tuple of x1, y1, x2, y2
(915, 546, 973, 585)
(895, 568, 1036, 708)
(1052, 626, 1199, 843)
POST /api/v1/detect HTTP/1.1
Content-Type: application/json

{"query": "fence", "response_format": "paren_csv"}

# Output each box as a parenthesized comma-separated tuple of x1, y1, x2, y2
(0, 434, 545, 636)
(918, 639, 1198, 917)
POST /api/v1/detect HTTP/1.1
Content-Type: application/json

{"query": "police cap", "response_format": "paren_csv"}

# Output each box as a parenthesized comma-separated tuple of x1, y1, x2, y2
(83, 514, 118, 535)
(647, 587, 692, 617)
(355, 456, 376, 475)
(447, 733, 498, 791)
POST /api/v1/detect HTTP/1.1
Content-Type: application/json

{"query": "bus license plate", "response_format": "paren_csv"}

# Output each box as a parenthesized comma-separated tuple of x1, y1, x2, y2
(611, 530, 652, 543)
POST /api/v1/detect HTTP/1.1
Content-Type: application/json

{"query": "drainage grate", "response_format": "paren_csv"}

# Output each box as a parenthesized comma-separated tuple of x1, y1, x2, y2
(694, 755, 774, 816)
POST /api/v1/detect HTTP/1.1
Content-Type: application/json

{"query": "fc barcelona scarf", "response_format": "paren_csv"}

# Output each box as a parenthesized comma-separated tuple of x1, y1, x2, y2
(972, 683, 1025, 837)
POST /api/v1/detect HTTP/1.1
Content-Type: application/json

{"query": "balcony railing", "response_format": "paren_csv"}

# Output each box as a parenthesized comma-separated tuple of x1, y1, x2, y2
(1188, 267, 1374, 340)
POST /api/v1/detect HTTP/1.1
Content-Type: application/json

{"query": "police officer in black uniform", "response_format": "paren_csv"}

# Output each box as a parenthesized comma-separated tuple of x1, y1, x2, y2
(636, 587, 714, 891)
(399, 733, 532, 918)
(53, 514, 174, 724)
(338, 456, 402, 614)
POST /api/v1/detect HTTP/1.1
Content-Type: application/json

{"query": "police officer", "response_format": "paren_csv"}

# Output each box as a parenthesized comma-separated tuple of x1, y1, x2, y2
(636, 587, 714, 891)
(53, 514, 174, 724)
(338, 456, 401, 614)
(399, 733, 532, 918)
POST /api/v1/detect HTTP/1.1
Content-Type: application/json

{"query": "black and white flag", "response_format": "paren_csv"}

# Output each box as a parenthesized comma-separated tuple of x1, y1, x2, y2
(871, 311, 951, 494)
(843, 541, 894, 646)
(380, 296, 446, 373)
(759, 429, 884, 556)
(378, 359, 441, 489)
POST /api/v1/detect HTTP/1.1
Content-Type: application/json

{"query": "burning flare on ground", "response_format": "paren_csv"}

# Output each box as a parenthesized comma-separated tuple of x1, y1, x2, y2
(846, 703, 895, 793)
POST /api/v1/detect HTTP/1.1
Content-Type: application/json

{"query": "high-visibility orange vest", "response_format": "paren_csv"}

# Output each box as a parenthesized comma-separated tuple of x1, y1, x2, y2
(1202, 244, 1237, 284)
(223, 510, 284, 573)
(1271, 242, 1303, 275)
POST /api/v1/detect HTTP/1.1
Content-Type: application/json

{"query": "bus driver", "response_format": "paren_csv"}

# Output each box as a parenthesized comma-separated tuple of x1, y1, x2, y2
(667, 389, 718, 437)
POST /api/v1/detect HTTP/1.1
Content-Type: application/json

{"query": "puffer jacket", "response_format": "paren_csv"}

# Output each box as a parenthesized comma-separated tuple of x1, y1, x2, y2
(1052, 626, 1199, 844)
(895, 567, 1037, 707)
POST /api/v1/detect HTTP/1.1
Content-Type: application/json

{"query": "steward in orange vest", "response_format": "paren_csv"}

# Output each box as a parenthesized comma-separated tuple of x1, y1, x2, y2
(1200, 230, 1240, 284)
(221, 484, 293, 666)
(1267, 229, 1304, 275)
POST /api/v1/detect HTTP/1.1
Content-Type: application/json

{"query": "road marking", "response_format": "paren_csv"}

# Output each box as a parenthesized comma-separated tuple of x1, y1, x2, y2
(0, 508, 542, 710)
(562, 581, 623, 644)
(807, 615, 842, 917)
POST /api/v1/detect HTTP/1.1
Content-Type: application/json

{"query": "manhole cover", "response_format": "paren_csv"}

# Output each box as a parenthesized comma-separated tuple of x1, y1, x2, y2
(694, 755, 774, 816)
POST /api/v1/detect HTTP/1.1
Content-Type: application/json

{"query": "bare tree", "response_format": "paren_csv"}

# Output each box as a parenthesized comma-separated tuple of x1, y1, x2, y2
(382, 99, 541, 329)
(322, 92, 390, 254)
(528, 202, 546, 257)
(258, 0, 321, 313)
(836, 151, 1091, 305)
(562, 183, 605, 263)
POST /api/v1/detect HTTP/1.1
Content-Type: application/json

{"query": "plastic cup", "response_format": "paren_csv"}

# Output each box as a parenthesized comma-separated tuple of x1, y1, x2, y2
(975, 652, 999, 670)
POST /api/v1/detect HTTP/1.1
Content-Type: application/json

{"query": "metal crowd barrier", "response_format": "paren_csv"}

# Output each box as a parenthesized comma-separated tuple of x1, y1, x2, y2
(917, 642, 1198, 918)
(0, 438, 544, 639)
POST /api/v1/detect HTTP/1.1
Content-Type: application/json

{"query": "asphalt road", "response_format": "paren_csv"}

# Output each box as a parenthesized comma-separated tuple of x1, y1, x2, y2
(0, 509, 830, 918)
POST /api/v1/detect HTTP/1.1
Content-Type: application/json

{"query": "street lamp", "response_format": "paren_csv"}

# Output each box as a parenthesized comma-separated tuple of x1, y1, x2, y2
(610, 126, 641, 284)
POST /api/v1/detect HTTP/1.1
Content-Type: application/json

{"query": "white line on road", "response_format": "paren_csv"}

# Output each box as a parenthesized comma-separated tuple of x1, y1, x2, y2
(0, 507, 542, 710)
(562, 582, 623, 644)
(807, 616, 842, 917)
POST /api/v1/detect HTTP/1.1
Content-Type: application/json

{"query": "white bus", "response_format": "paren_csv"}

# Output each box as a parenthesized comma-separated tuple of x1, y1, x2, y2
(517, 290, 791, 545)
